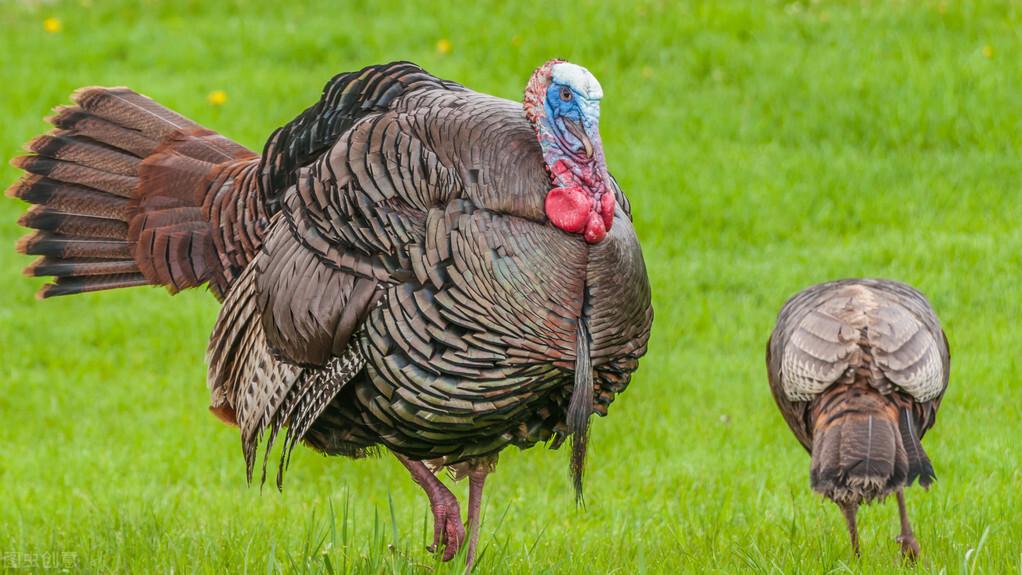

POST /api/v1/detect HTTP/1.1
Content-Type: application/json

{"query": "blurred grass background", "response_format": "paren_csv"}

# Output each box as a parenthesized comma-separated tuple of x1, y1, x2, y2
(1, 0, 1020, 573)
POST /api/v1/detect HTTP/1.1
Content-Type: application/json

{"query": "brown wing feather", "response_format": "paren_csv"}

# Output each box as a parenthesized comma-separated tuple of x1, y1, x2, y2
(767, 337, 814, 451)
(254, 207, 382, 367)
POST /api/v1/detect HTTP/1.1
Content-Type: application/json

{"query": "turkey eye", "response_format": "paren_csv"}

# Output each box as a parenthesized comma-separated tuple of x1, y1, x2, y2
(559, 87, 572, 102)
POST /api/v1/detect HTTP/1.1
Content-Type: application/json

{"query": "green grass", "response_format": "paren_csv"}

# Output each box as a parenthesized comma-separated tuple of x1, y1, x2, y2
(1, 0, 1020, 573)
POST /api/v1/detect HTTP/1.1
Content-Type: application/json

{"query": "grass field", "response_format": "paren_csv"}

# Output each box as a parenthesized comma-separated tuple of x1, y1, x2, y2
(1, 1, 1021, 573)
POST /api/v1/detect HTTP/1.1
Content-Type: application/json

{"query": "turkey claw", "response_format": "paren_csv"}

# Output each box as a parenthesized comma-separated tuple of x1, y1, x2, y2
(428, 499, 465, 561)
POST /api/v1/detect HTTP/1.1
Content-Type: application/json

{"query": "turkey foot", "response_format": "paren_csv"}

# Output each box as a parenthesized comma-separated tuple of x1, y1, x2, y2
(395, 454, 465, 561)
(427, 493, 465, 560)
(896, 533, 920, 561)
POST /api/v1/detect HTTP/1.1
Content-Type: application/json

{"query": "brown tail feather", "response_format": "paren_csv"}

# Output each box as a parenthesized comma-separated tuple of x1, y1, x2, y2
(71, 87, 200, 141)
(27, 133, 140, 176)
(9, 87, 262, 299)
(19, 207, 128, 239)
(8, 176, 134, 220)
(16, 232, 132, 259)
(47, 107, 158, 157)
(12, 155, 139, 197)
(810, 382, 909, 505)
(40, 274, 150, 298)
(25, 257, 139, 278)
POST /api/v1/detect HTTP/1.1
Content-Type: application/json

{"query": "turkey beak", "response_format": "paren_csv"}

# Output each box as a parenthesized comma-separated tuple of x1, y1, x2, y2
(562, 117, 593, 158)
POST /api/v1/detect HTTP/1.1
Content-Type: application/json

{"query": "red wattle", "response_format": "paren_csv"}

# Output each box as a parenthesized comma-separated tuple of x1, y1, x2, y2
(545, 186, 592, 233)
(599, 192, 615, 230)
(583, 211, 607, 244)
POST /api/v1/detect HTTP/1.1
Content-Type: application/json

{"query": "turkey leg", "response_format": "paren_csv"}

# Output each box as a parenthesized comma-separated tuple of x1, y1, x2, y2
(895, 489, 920, 560)
(395, 454, 465, 561)
(840, 501, 861, 556)
(465, 466, 489, 572)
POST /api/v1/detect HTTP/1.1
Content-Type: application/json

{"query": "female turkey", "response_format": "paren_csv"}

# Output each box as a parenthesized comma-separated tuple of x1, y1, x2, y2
(8, 60, 653, 567)
(766, 279, 949, 559)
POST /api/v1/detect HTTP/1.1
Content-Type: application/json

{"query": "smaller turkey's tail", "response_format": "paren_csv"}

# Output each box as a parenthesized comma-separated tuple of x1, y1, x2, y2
(8, 87, 261, 299)
(898, 406, 936, 489)
(809, 383, 915, 505)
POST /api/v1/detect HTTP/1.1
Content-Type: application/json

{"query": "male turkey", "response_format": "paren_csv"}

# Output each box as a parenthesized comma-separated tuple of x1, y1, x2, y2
(8, 60, 653, 567)
(766, 279, 949, 559)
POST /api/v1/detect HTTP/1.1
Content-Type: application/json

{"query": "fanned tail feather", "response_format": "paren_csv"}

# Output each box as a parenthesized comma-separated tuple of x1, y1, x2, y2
(8, 87, 259, 299)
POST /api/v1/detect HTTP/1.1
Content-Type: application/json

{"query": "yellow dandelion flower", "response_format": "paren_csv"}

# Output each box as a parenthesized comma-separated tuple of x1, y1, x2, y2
(43, 17, 62, 33)
(982, 45, 994, 59)
(207, 90, 228, 106)
(436, 38, 452, 55)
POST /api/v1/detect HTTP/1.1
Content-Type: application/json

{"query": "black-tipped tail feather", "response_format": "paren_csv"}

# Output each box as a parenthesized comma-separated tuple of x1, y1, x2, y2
(7, 88, 166, 298)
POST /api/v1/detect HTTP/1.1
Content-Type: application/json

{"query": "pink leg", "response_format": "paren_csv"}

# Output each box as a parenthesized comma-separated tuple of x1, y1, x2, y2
(895, 489, 921, 561)
(465, 466, 489, 571)
(394, 453, 465, 561)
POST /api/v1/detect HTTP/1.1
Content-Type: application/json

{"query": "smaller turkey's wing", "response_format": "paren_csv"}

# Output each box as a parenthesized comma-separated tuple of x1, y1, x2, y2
(768, 284, 845, 450)
(767, 281, 865, 451)
(866, 280, 950, 439)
